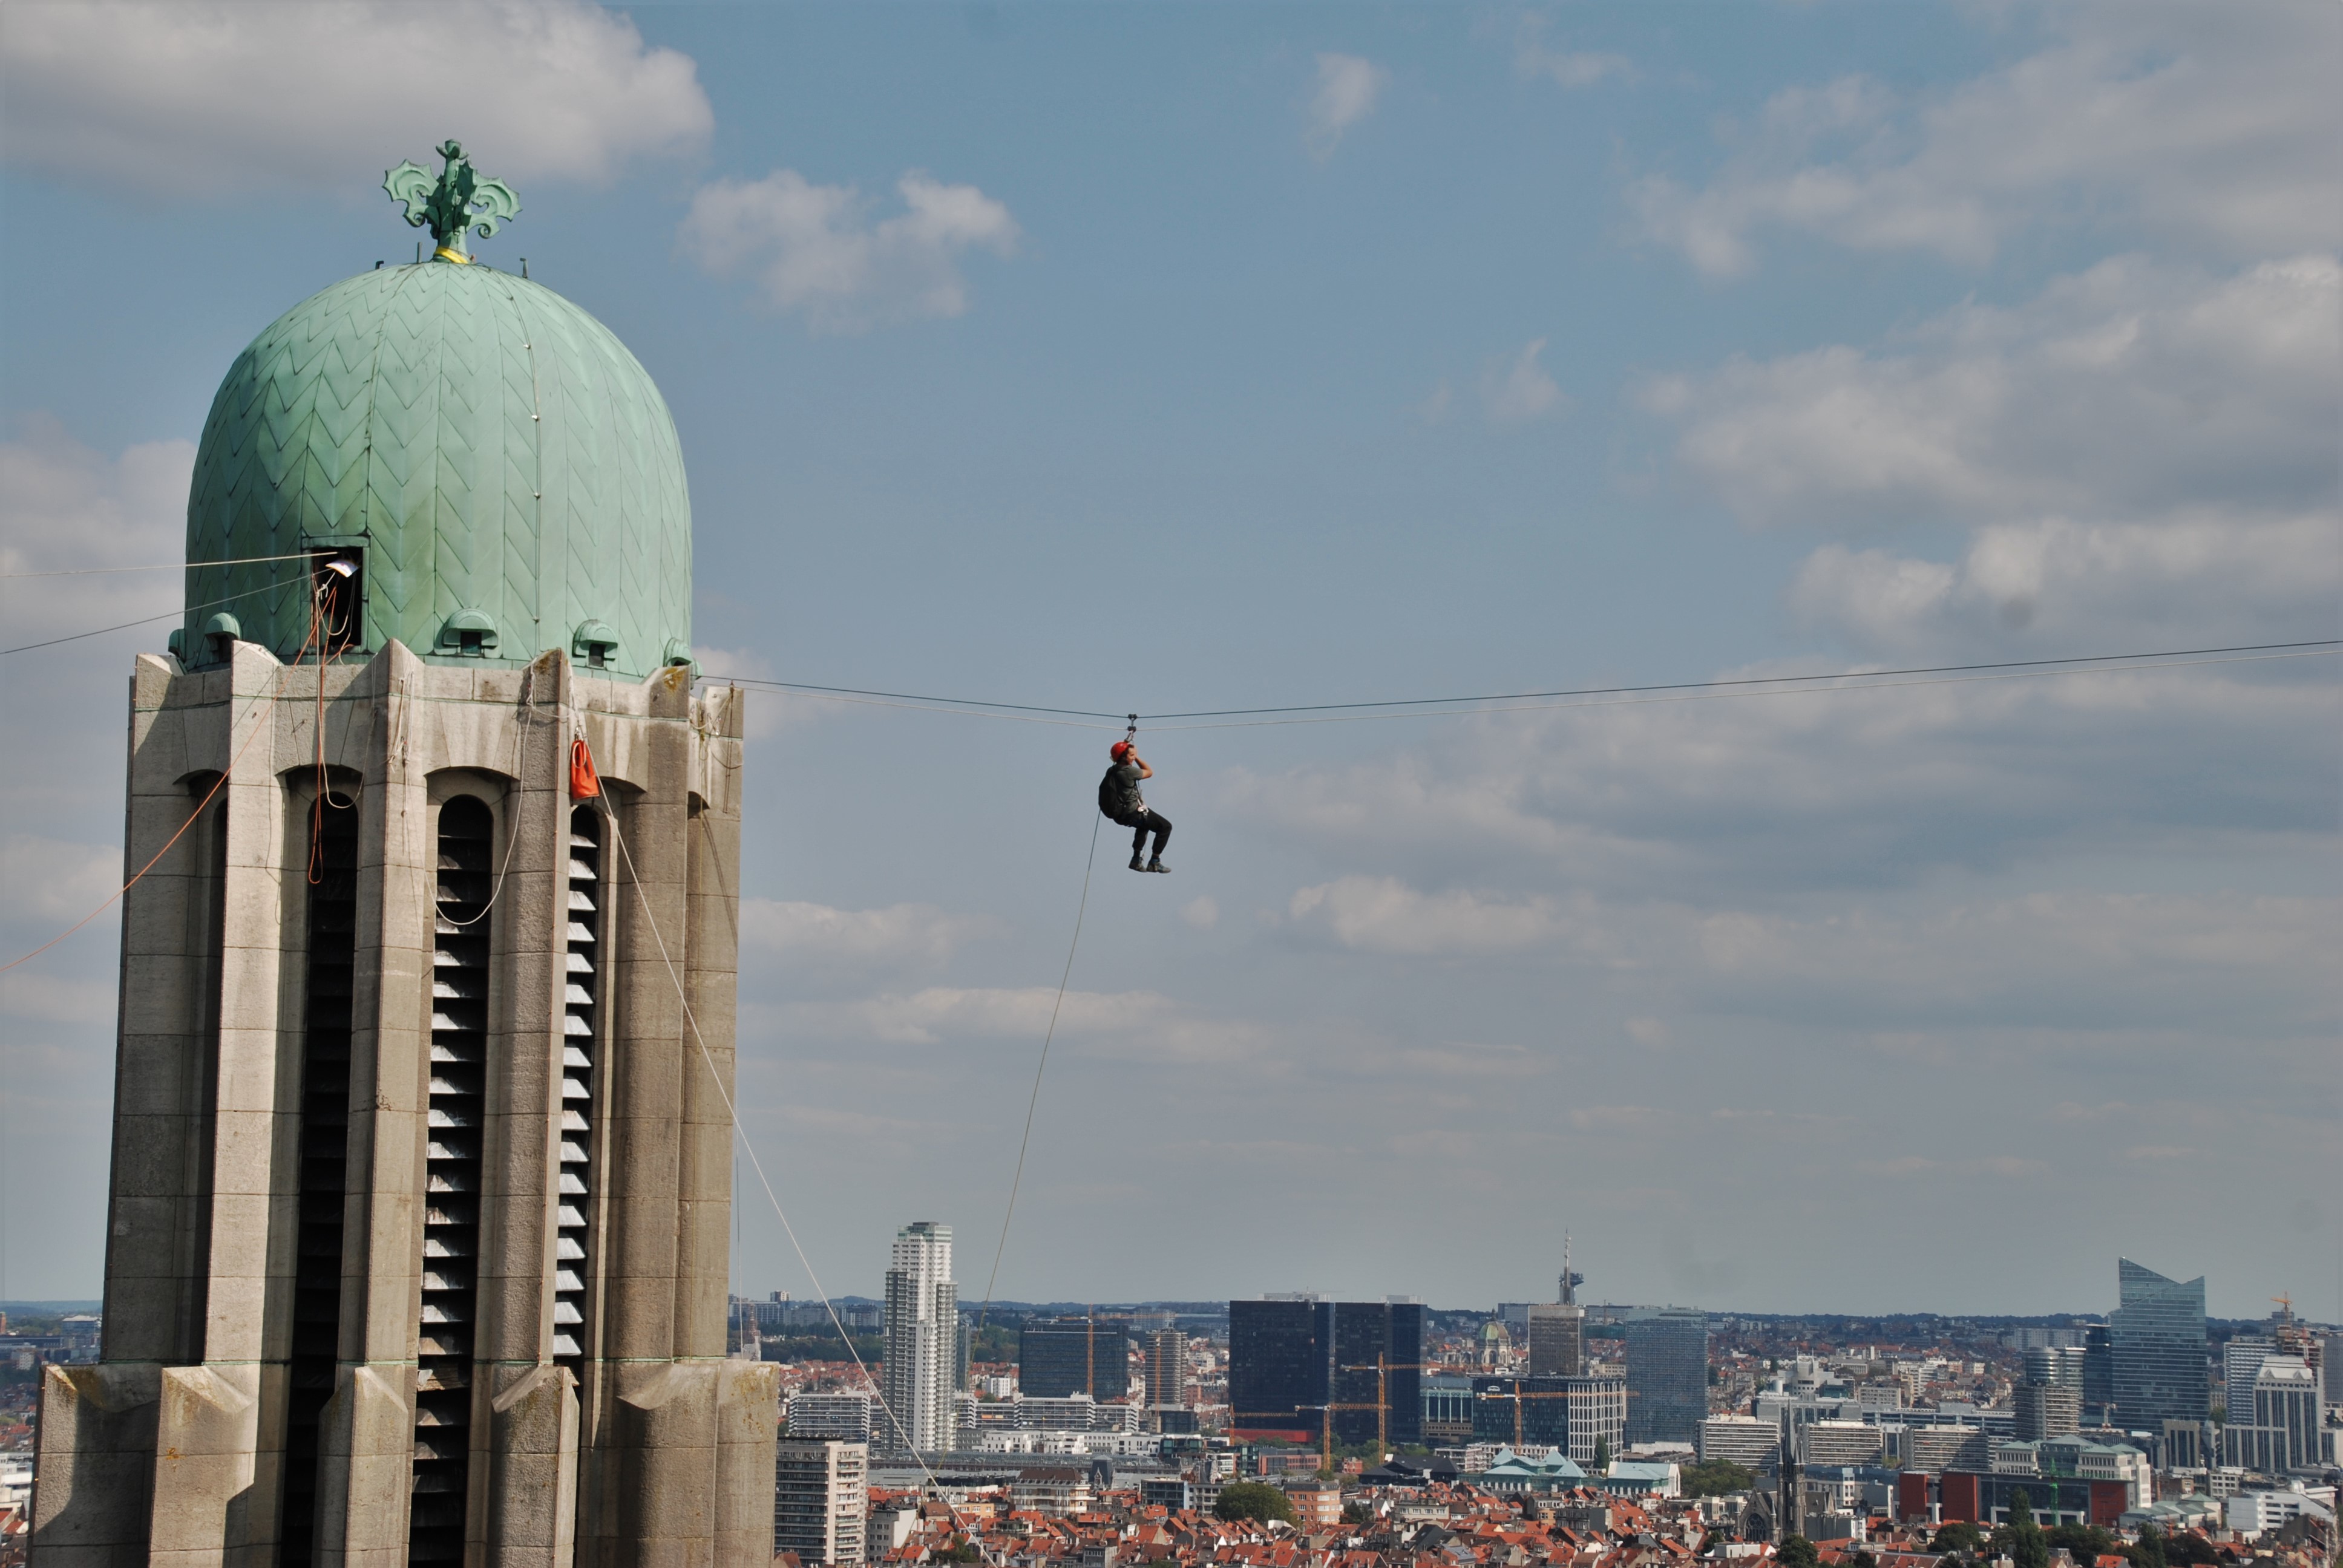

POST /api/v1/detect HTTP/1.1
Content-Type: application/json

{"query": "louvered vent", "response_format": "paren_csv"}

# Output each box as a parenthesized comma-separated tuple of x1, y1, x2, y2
(554, 805, 602, 1370)
(412, 795, 492, 1561)
(280, 791, 358, 1566)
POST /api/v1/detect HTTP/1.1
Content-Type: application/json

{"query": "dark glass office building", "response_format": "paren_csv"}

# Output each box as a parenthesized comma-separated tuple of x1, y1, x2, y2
(1624, 1307, 1709, 1444)
(2082, 1324, 2115, 1422)
(2109, 1258, 2207, 1426)
(1472, 1375, 1572, 1446)
(1019, 1316, 1132, 1399)
(1228, 1298, 1333, 1437)
(1331, 1301, 1425, 1446)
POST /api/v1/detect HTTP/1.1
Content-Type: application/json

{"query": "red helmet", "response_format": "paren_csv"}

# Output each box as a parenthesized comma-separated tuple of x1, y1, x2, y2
(1110, 740, 1132, 760)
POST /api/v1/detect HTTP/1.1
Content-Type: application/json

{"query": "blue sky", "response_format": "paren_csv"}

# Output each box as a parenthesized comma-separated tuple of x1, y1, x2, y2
(1, 2, 2336, 1319)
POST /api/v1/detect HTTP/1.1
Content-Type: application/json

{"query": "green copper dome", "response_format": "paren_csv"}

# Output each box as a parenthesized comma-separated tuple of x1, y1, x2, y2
(182, 200, 691, 679)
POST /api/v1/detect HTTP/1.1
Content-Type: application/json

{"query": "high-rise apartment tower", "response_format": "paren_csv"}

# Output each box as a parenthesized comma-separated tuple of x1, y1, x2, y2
(1144, 1328, 1189, 1413)
(881, 1223, 957, 1452)
(772, 1439, 868, 1566)
(28, 142, 776, 1563)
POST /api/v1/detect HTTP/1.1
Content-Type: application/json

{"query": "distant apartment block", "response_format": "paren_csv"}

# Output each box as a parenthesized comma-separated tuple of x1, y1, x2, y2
(1798, 1421, 1885, 1466)
(2220, 1357, 2321, 1474)
(787, 1393, 877, 1443)
(773, 1439, 868, 1566)
(2015, 1382, 2082, 1442)
(1696, 1414, 1780, 1468)
(1903, 1425, 1989, 1473)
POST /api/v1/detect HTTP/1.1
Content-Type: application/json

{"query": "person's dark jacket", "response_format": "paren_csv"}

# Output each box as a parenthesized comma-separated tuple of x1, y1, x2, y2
(1098, 760, 1146, 820)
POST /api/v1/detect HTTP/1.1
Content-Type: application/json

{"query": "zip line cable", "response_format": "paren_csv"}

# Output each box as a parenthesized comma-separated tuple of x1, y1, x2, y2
(713, 681, 1116, 730)
(0, 550, 317, 580)
(1142, 647, 2342, 731)
(723, 676, 1121, 722)
(1137, 638, 2343, 720)
(977, 812, 1103, 1333)
(703, 639, 2339, 733)
(6, 635, 2332, 973)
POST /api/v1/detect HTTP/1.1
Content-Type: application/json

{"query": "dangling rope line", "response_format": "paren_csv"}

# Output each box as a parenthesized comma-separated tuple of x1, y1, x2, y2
(437, 665, 545, 928)
(0, 581, 296, 659)
(0, 613, 322, 975)
(592, 753, 964, 1516)
(977, 809, 1104, 1331)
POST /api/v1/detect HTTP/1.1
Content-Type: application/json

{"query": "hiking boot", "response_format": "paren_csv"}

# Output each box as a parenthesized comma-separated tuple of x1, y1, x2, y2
(1145, 858, 1170, 874)
(1129, 855, 1145, 872)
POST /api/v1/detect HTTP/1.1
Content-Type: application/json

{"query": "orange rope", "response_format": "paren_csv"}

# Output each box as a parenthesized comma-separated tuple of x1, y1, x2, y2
(0, 611, 321, 976)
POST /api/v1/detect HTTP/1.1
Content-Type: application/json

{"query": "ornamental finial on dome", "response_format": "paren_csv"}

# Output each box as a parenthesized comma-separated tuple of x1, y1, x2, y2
(384, 140, 520, 264)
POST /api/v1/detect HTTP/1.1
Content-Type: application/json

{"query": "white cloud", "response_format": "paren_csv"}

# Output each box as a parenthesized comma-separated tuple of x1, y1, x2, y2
(782, 985, 1276, 1065)
(1288, 877, 1564, 956)
(0, 0, 711, 195)
(1219, 655, 2340, 899)
(1648, 256, 2339, 531)
(0, 420, 194, 651)
(1515, 18, 1633, 89)
(1307, 53, 1388, 162)
(1, 835, 123, 926)
(1683, 891, 2338, 1032)
(1481, 338, 1568, 424)
(740, 898, 997, 968)
(1786, 513, 2341, 657)
(678, 169, 1020, 332)
(1179, 896, 1219, 931)
(1642, 254, 2342, 656)
(1628, 7, 2341, 276)
(0, 972, 116, 1026)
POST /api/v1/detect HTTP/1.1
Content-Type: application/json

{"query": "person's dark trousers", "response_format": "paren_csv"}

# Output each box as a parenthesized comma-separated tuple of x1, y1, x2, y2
(1118, 810, 1171, 858)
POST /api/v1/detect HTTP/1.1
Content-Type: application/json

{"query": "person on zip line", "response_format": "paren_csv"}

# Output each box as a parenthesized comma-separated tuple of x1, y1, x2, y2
(1098, 738, 1172, 874)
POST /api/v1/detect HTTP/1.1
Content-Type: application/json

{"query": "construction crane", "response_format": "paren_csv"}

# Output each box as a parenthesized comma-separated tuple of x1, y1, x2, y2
(1230, 1406, 1374, 1478)
(1475, 1384, 1581, 1450)
(1473, 1380, 1634, 1452)
(1338, 1357, 1435, 1455)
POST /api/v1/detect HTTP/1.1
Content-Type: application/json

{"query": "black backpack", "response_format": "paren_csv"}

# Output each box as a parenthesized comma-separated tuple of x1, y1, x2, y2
(1098, 766, 1127, 818)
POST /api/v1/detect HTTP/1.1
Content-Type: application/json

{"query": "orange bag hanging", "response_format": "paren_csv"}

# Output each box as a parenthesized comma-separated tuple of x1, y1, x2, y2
(569, 737, 603, 801)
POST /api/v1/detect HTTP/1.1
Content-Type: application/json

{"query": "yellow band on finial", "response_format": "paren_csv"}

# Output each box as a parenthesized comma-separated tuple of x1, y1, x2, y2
(434, 247, 471, 264)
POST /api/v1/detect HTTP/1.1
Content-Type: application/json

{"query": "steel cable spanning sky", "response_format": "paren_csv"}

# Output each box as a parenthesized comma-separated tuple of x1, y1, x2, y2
(701, 641, 2341, 731)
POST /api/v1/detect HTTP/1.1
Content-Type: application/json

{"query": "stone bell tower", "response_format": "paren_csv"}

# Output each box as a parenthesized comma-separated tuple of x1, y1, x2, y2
(31, 142, 778, 1565)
